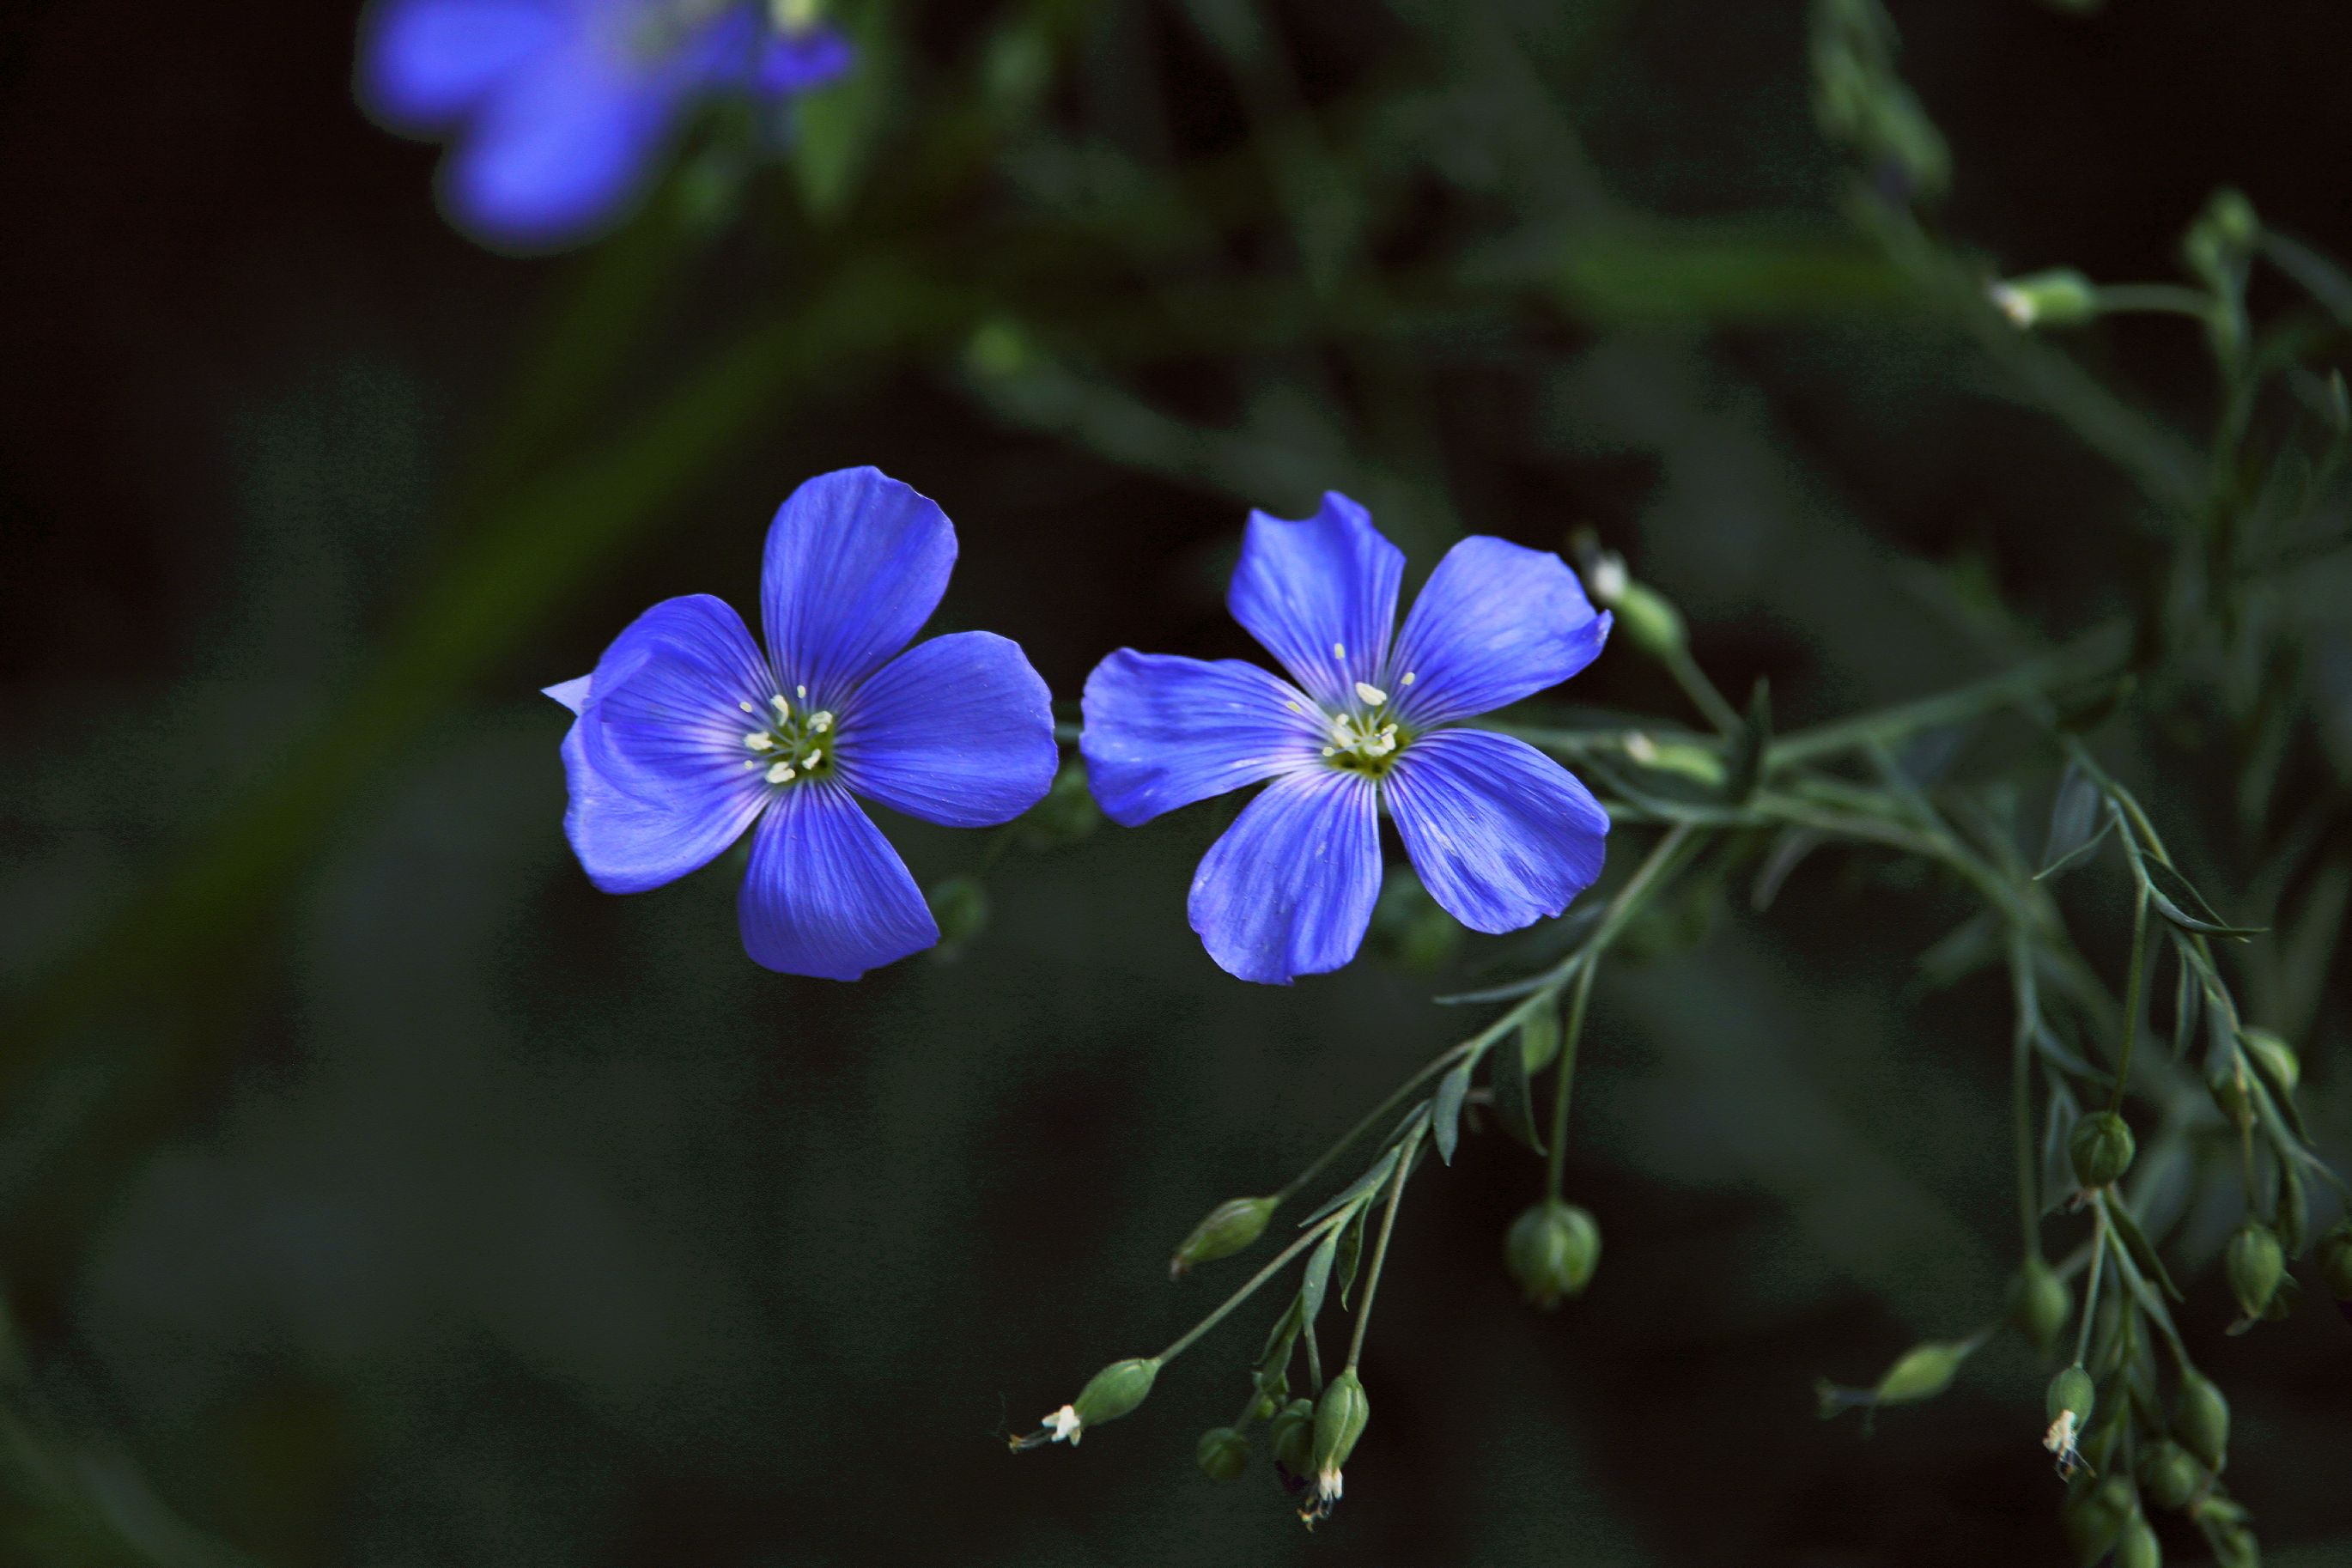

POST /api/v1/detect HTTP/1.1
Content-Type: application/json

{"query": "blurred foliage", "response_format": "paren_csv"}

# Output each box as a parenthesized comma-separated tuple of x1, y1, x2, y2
(3, 0, 2352, 1565)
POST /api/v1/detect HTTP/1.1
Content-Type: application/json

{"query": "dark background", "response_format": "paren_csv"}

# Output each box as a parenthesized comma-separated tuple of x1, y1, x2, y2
(2, 1, 2348, 1564)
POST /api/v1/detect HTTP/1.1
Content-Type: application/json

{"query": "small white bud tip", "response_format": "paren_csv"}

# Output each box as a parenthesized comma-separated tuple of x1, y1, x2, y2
(1589, 556, 1629, 605)
(1045, 1405, 1082, 1444)
(1990, 283, 2035, 327)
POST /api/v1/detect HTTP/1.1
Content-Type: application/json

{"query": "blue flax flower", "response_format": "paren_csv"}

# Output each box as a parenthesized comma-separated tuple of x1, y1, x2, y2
(359, 0, 853, 250)
(1081, 495, 1613, 985)
(546, 468, 1056, 979)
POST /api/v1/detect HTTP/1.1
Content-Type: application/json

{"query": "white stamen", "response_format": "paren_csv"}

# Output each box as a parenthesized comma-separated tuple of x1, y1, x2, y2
(1285, 701, 1303, 714)
(745, 732, 775, 751)
(1354, 681, 1388, 706)
(804, 749, 823, 769)
(738, 700, 757, 714)
(1321, 746, 1336, 757)
(770, 694, 791, 720)
(742, 760, 759, 769)
(810, 711, 833, 733)
(1401, 671, 1416, 685)
(796, 684, 808, 699)
(1332, 641, 1346, 658)
(765, 762, 796, 784)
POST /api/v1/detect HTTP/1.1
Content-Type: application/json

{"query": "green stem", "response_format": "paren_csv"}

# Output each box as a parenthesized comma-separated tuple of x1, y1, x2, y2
(1273, 1009, 1528, 1206)
(1662, 642, 1743, 738)
(1157, 1210, 1348, 1367)
(1343, 1125, 1425, 1374)
(1769, 626, 2126, 769)
(2109, 884, 2151, 1115)
(1542, 958, 1598, 1201)
(2093, 283, 2214, 319)
(2009, 926, 2044, 1260)
(2075, 1205, 2108, 1369)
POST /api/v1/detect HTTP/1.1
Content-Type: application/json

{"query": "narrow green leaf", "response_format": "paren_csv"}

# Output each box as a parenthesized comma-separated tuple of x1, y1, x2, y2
(1298, 1148, 1398, 1228)
(1334, 1202, 1372, 1310)
(1727, 679, 1772, 804)
(1490, 1022, 1546, 1154)
(2140, 859, 2263, 939)
(1297, 1227, 1341, 1329)
(2106, 1201, 2185, 1303)
(2035, 769, 2111, 879)
(1431, 1060, 1473, 1166)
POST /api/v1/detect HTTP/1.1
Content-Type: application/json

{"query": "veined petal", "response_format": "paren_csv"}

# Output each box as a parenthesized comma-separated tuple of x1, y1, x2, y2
(1188, 770, 1381, 985)
(1384, 730, 1608, 934)
(738, 782, 938, 979)
(762, 467, 956, 707)
(1080, 652, 1323, 827)
(358, 0, 566, 131)
(1388, 537, 1610, 726)
(1227, 493, 1403, 710)
(837, 631, 1058, 828)
(558, 713, 765, 895)
(442, 43, 679, 251)
(562, 593, 773, 891)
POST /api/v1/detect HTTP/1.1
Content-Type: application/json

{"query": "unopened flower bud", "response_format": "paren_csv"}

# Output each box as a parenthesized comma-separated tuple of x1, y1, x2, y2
(1194, 1425, 1249, 1481)
(2239, 1029, 2298, 1094)
(1305, 1371, 1370, 1519)
(2211, 1523, 2260, 1568)
(1873, 1339, 1974, 1405)
(1030, 1357, 1158, 1446)
(2061, 1477, 2138, 1566)
(1268, 1396, 1315, 1477)
(2174, 1370, 2229, 1473)
(1503, 1200, 1600, 1310)
(2136, 1440, 2204, 1511)
(2044, 1362, 2096, 1474)
(2208, 1061, 2254, 1131)
(1989, 269, 2099, 329)
(2011, 1257, 2073, 1355)
(1169, 1195, 1276, 1279)
(2315, 1222, 2352, 1306)
(2115, 1515, 2162, 1568)
(2068, 1110, 2135, 1189)
(1023, 762, 1101, 846)
(1609, 581, 1685, 661)
(2224, 1222, 2284, 1321)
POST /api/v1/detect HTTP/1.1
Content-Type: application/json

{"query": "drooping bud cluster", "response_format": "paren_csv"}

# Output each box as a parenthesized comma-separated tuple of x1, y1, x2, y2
(1502, 1200, 1600, 1310)
(1301, 1371, 1370, 1525)
(2067, 1110, 2136, 1190)
(1169, 1195, 1276, 1279)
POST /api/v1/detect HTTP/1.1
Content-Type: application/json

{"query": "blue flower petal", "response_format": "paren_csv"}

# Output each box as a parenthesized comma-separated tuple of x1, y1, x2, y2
(756, 26, 855, 94)
(561, 594, 773, 892)
(1383, 730, 1608, 934)
(543, 672, 593, 714)
(358, 0, 566, 131)
(837, 631, 1058, 827)
(738, 781, 939, 979)
(1188, 769, 1381, 984)
(761, 467, 957, 708)
(442, 44, 679, 251)
(1387, 537, 1610, 726)
(1228, 493, 1403, 710)
(1080, 651, 1323, 827)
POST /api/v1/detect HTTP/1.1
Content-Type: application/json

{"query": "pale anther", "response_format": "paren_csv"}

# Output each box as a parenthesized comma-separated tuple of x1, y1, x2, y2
(766, 762, 796, 784)
(738, 700, 757, 714)
(1285, 701, 1302, 714)
(770, 694, 791, 719)
(1401, 671, 1416, 685)
(810, 711, 833, 732)
(744, 732, 775, 751)
(804, 749, 823, 769)
(796, 684, 808, 699)
(1331, 641, 1345, 658)
(1354, 681, 1388, 706)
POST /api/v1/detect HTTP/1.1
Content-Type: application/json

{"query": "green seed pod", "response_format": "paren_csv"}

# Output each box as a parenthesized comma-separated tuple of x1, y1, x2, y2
(2239, 1028, 2299, 1095)
(1194, 1425, 1250, 1482)
(1268, 1397, 1315, 1475)
(2136, 1440, 2205, 1510)
(1023, 762, 1102, 846)
(1309, 1371, 1370, 1503)
(2068, 1111, 2136, 1189)
(1168, 1195, 1276, 1279)
(2207, 1061, 2255, 1131)
(925, 874, 989, 954)
(1069, 1357, 1159, 1435)
(1873, 1340, 1973, 1405)
(2061, 1476, 2137, 1567)
(2010, 1257, 2073, 1355)
(1990, 268, 2100, 330)
(2314, 1222, 2352, 1303)
(1503, 1200, 1601, 1310)
(1518, 1005, 1561, 1074)
(1606, 580, 1687, 661)
(2224, 1222, 2284, 1321)
(2116, 1515, 2163, 1568)
(2047, 1363, 2097, 1429)
(2210, 1523, 2260, 1568)
(2174, 1370, 2230, 1474)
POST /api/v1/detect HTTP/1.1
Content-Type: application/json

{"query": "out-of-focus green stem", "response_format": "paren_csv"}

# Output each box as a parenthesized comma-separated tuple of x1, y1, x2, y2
(1542, 957, 1598, 1202)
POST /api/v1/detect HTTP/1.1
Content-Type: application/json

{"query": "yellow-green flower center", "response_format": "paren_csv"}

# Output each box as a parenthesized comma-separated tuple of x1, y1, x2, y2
(739, 687, 837, 785)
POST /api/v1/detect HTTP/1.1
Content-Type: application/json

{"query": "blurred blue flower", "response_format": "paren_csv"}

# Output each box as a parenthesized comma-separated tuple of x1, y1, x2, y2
(1081, 495, 1612, 985)
(547, 468, 1057, 980)
(358, 0, 853, 251)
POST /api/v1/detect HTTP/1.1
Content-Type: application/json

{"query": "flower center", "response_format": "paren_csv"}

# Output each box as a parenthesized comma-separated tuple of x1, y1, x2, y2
(1313, 673, 1417, 780)
(738, 686, 837, 786)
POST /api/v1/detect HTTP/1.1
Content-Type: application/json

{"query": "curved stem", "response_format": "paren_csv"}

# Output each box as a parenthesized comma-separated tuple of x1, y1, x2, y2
(2075, 1206, 2109, 1368)
(2109, 884, 2151, 1115)
(1542, 958, 1598, 1202)
(1343, 1125, 1424, 1374)
(2009, 926, 2044, 1259)
(1157, 1210, 1348, 1367)
(1662, 642, 1743, 738)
